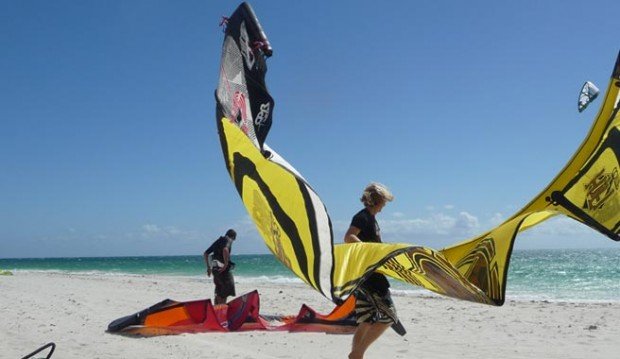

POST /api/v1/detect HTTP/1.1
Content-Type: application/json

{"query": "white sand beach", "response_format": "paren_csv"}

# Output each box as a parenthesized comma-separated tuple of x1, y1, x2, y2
(1, 271, 619, 359)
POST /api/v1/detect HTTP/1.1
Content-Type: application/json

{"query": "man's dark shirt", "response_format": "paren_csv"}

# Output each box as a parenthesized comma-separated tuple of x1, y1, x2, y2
(350, 208, 390, 295)
(205, 236, 233, 271)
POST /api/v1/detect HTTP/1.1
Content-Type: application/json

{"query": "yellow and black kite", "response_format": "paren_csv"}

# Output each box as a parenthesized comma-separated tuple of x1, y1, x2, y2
(216, 2, 620, 306)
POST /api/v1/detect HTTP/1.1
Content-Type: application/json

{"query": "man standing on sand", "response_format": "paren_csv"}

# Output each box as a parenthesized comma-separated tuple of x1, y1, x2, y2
(204, 229, 237, 305)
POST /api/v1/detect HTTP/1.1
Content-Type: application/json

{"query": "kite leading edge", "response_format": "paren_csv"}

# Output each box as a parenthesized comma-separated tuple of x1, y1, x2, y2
(215, 2, 620, 306)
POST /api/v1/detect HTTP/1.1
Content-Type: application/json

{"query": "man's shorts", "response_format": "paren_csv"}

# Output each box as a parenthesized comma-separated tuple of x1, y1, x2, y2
(213, 270, 236, 298)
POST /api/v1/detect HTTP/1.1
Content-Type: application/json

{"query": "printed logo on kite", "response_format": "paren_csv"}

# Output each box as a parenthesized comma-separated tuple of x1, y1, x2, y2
(268, 213, 292, 269)
(239, 21, 256, 70)
(583, 167, 620, 210)
(255, 102, 271, 127)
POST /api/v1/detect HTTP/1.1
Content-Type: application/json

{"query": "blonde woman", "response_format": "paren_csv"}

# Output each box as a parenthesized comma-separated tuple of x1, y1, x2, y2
(344, 183, 398, 359)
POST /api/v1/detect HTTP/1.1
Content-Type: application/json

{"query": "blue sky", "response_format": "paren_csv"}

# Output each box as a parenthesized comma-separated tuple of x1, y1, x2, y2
(2, 0, 619, 258)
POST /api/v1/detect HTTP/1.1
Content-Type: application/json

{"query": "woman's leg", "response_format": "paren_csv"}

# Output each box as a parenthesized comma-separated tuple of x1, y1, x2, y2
(349, 322, 390, 359)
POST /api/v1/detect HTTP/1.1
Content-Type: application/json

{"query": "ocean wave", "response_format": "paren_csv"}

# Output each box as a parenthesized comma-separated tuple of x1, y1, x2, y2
(504, 292, 620, 304)
(9, 269, 168, 278)
(235, 275, 304, 284)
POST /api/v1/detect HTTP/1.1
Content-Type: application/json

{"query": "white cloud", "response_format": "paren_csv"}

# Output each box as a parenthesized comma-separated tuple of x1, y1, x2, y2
(380, 211, 480, 237)
(142, 224, 160, 233)
(488, 212, 505, 226)
(139, 224, 200, 240)
(521, 215, 591, 237)
(454, 211, 479, 232)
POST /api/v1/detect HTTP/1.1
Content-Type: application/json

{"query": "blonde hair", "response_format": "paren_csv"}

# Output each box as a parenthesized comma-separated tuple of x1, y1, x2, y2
(360, 182, 394, 207)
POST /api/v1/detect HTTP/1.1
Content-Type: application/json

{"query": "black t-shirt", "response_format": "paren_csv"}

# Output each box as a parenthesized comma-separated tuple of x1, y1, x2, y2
(351, 208, 381, 243)
(350, 208, 390, 295)
(205, 236, 233, 264)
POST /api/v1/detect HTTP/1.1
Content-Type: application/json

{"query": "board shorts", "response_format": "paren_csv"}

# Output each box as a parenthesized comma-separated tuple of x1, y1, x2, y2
(354, 286, 398, 325)
(213, 270, 236, 298)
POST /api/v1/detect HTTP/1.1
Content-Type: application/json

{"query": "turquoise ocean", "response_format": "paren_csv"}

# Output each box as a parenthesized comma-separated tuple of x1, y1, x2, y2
(2, 248, 619, 302)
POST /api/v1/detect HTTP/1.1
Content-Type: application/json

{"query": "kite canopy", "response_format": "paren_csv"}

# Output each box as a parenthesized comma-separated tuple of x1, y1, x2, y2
(216, 2, 273, 152)
(107, 291, 357, 335)
(216, 3, 620, 306)
(578, 81, 600, 113)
